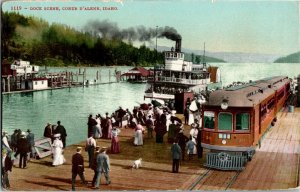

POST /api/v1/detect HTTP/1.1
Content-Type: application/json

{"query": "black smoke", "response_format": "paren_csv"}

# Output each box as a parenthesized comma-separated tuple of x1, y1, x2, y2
(85, 20, 181, 42)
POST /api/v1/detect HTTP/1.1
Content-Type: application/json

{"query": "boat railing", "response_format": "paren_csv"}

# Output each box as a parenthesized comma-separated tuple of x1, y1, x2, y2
(148, 76, 209, 85)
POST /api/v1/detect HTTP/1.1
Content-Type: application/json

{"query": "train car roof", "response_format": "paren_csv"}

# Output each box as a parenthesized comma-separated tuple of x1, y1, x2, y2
(204, 76, 289, 108)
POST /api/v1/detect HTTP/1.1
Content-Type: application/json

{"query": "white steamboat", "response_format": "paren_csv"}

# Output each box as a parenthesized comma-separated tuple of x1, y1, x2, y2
(144, 39, 222, 101)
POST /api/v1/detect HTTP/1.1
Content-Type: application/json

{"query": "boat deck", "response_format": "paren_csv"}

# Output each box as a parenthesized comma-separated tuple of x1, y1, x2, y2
(8, 109, 300, 191)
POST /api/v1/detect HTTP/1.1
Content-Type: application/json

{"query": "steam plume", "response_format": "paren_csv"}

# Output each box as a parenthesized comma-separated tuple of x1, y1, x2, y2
(85, 20, 181, 42)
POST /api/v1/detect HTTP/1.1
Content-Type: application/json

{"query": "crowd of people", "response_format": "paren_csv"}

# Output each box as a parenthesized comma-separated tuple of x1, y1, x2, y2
(1, 129, 35, 189)
(2, 98, 203, 190)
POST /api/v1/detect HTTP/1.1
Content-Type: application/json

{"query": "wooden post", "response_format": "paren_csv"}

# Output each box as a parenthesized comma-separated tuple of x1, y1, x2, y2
(83, 69, 85, 86)
(96, 71, 99, 81)
(2, 78, 5, 92)
(76, 72, 78, 84)
(99, 70, 101, 82)
(51, 75, 53, 88)
(71, 72, 73, 85)
(109, 70, 111, 83)
(7, 76, 10, 92)
(79, 68, 81, 75)
(60, 73, 62, 87)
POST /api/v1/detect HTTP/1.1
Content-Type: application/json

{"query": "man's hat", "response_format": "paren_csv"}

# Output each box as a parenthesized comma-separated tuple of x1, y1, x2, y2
(27, 129, 31, 133)
(20, 131, 26, 136)
(76, 146, 82, 152)
(2, 149, 7, 154)
(100, 147, 107, 152)
(53, 133, 61, 138)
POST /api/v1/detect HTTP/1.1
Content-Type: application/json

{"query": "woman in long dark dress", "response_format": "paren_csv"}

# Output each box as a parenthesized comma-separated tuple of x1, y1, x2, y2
(111, 127, 121, 153)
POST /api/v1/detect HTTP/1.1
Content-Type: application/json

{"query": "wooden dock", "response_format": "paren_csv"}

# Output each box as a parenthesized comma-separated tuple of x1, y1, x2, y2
(8, 109, 300, 191)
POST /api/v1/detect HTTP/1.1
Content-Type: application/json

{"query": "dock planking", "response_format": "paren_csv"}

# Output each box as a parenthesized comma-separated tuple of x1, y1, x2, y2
(8, 108, 300, 190)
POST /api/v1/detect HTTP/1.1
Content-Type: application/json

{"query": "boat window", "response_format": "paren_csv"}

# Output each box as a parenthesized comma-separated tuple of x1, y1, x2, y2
(170, 53, 173, 58)
(218, 112, 233, 131)
(236, 113, 249, 130)
(174, 53, 177, 58)
(204, 111, 215, 129)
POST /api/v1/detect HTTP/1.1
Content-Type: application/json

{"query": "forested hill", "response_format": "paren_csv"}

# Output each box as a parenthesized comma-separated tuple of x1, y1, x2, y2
(274, 52, 300, 63)
(184, 53, 225, 63)
(1, 11, 225, 67)
(1, 11, 163, 66)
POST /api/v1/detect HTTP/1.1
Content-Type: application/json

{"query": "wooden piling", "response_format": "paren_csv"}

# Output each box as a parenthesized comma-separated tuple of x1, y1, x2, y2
(2, 78, 5, 92)
(109, 70, 111, 83)
(7, 76, 10, 92)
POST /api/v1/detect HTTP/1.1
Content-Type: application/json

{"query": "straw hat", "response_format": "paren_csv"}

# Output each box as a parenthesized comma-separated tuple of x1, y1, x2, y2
(20, 131, 26, 136)
(53, 133, 61, 138)
(100, 147, 107, 152)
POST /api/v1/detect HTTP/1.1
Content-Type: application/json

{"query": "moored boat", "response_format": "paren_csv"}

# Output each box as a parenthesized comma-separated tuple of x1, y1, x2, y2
(144, 38, 222, 101)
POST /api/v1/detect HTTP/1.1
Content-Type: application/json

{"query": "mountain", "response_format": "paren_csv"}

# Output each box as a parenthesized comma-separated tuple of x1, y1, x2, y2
(182, 48, 283, 63)
(151, 45, 283, 63)
(274, 52, 300, 63)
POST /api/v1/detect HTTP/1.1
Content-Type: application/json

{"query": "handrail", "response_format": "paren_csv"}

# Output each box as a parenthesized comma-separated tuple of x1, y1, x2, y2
(148, 76, 210, 85)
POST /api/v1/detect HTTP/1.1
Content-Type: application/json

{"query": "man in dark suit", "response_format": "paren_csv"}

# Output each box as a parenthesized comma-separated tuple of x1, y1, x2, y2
(91, 146, 101, 187)
(2, 149, 13, 189)
(94, 147, 110, 189)
(15, 132, 29, 168)
(55, 121, 67, 148)
(44, 123, 53, 142)
(26, 129, 35, 158)
(71, 147, 87, 191)
(171, 139, 182, 173)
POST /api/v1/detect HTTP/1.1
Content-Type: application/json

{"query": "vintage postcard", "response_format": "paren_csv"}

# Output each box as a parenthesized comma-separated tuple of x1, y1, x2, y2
(1, 0, 300, 191)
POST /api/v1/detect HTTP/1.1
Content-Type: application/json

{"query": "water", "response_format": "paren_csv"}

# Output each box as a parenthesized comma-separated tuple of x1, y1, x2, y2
(2, 63, 300, 146)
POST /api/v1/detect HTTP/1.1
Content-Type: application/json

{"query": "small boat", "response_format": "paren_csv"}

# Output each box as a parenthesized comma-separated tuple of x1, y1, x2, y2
(121, 67, 152, 83)
(144, 38, 222, 101)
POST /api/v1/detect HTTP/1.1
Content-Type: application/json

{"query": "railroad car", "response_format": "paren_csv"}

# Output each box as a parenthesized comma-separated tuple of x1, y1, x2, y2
(201, 76, 291, 170)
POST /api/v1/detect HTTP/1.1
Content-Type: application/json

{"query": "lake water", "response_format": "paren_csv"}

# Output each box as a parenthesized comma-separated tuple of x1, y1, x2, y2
(2, 63, 300, 146)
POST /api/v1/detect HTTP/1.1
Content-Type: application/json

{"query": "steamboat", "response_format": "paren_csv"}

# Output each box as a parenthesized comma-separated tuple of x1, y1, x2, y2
(144, 38, 222, 101)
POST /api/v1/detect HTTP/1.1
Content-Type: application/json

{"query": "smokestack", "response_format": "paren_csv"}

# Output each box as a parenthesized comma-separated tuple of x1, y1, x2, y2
(175, 38, 181, 52)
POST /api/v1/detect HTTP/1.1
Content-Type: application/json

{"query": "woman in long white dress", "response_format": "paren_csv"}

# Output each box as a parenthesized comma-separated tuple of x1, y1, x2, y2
(134, 124, 144, 146)
(52, 134, 65, 166)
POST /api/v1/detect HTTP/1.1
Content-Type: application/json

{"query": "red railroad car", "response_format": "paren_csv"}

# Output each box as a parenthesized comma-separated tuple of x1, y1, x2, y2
(201, 76, 291, 170)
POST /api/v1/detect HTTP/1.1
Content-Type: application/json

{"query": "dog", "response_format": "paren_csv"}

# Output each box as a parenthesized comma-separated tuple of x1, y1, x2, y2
(132, 158, 142, 169)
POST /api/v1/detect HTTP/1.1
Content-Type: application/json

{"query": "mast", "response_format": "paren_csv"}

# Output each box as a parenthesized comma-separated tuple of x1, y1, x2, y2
(203, 42, 206, 68)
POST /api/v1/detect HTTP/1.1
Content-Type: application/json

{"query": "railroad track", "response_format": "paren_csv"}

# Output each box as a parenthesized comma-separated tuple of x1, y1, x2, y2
(224, 170, 241, 190)
(188, 168, 211, 190)
(187, 169, 241, 190)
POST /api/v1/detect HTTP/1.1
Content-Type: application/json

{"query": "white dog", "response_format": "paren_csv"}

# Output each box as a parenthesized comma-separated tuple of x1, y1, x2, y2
(132, 158, 142, 169)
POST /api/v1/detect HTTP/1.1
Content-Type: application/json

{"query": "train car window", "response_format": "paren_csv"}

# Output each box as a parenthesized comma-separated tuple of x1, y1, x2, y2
(218, 112, 233, 131)
(286, 83, 290, 93)
(236, 113, 249, 130)
(267, 98, 275, 110)
(277, 89, 284, 101)
(204, 111, 215, 129)
(260, 104, 267, 119)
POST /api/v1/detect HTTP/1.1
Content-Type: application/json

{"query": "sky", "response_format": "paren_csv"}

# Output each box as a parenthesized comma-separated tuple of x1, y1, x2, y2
(1, 0, 300, 55)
